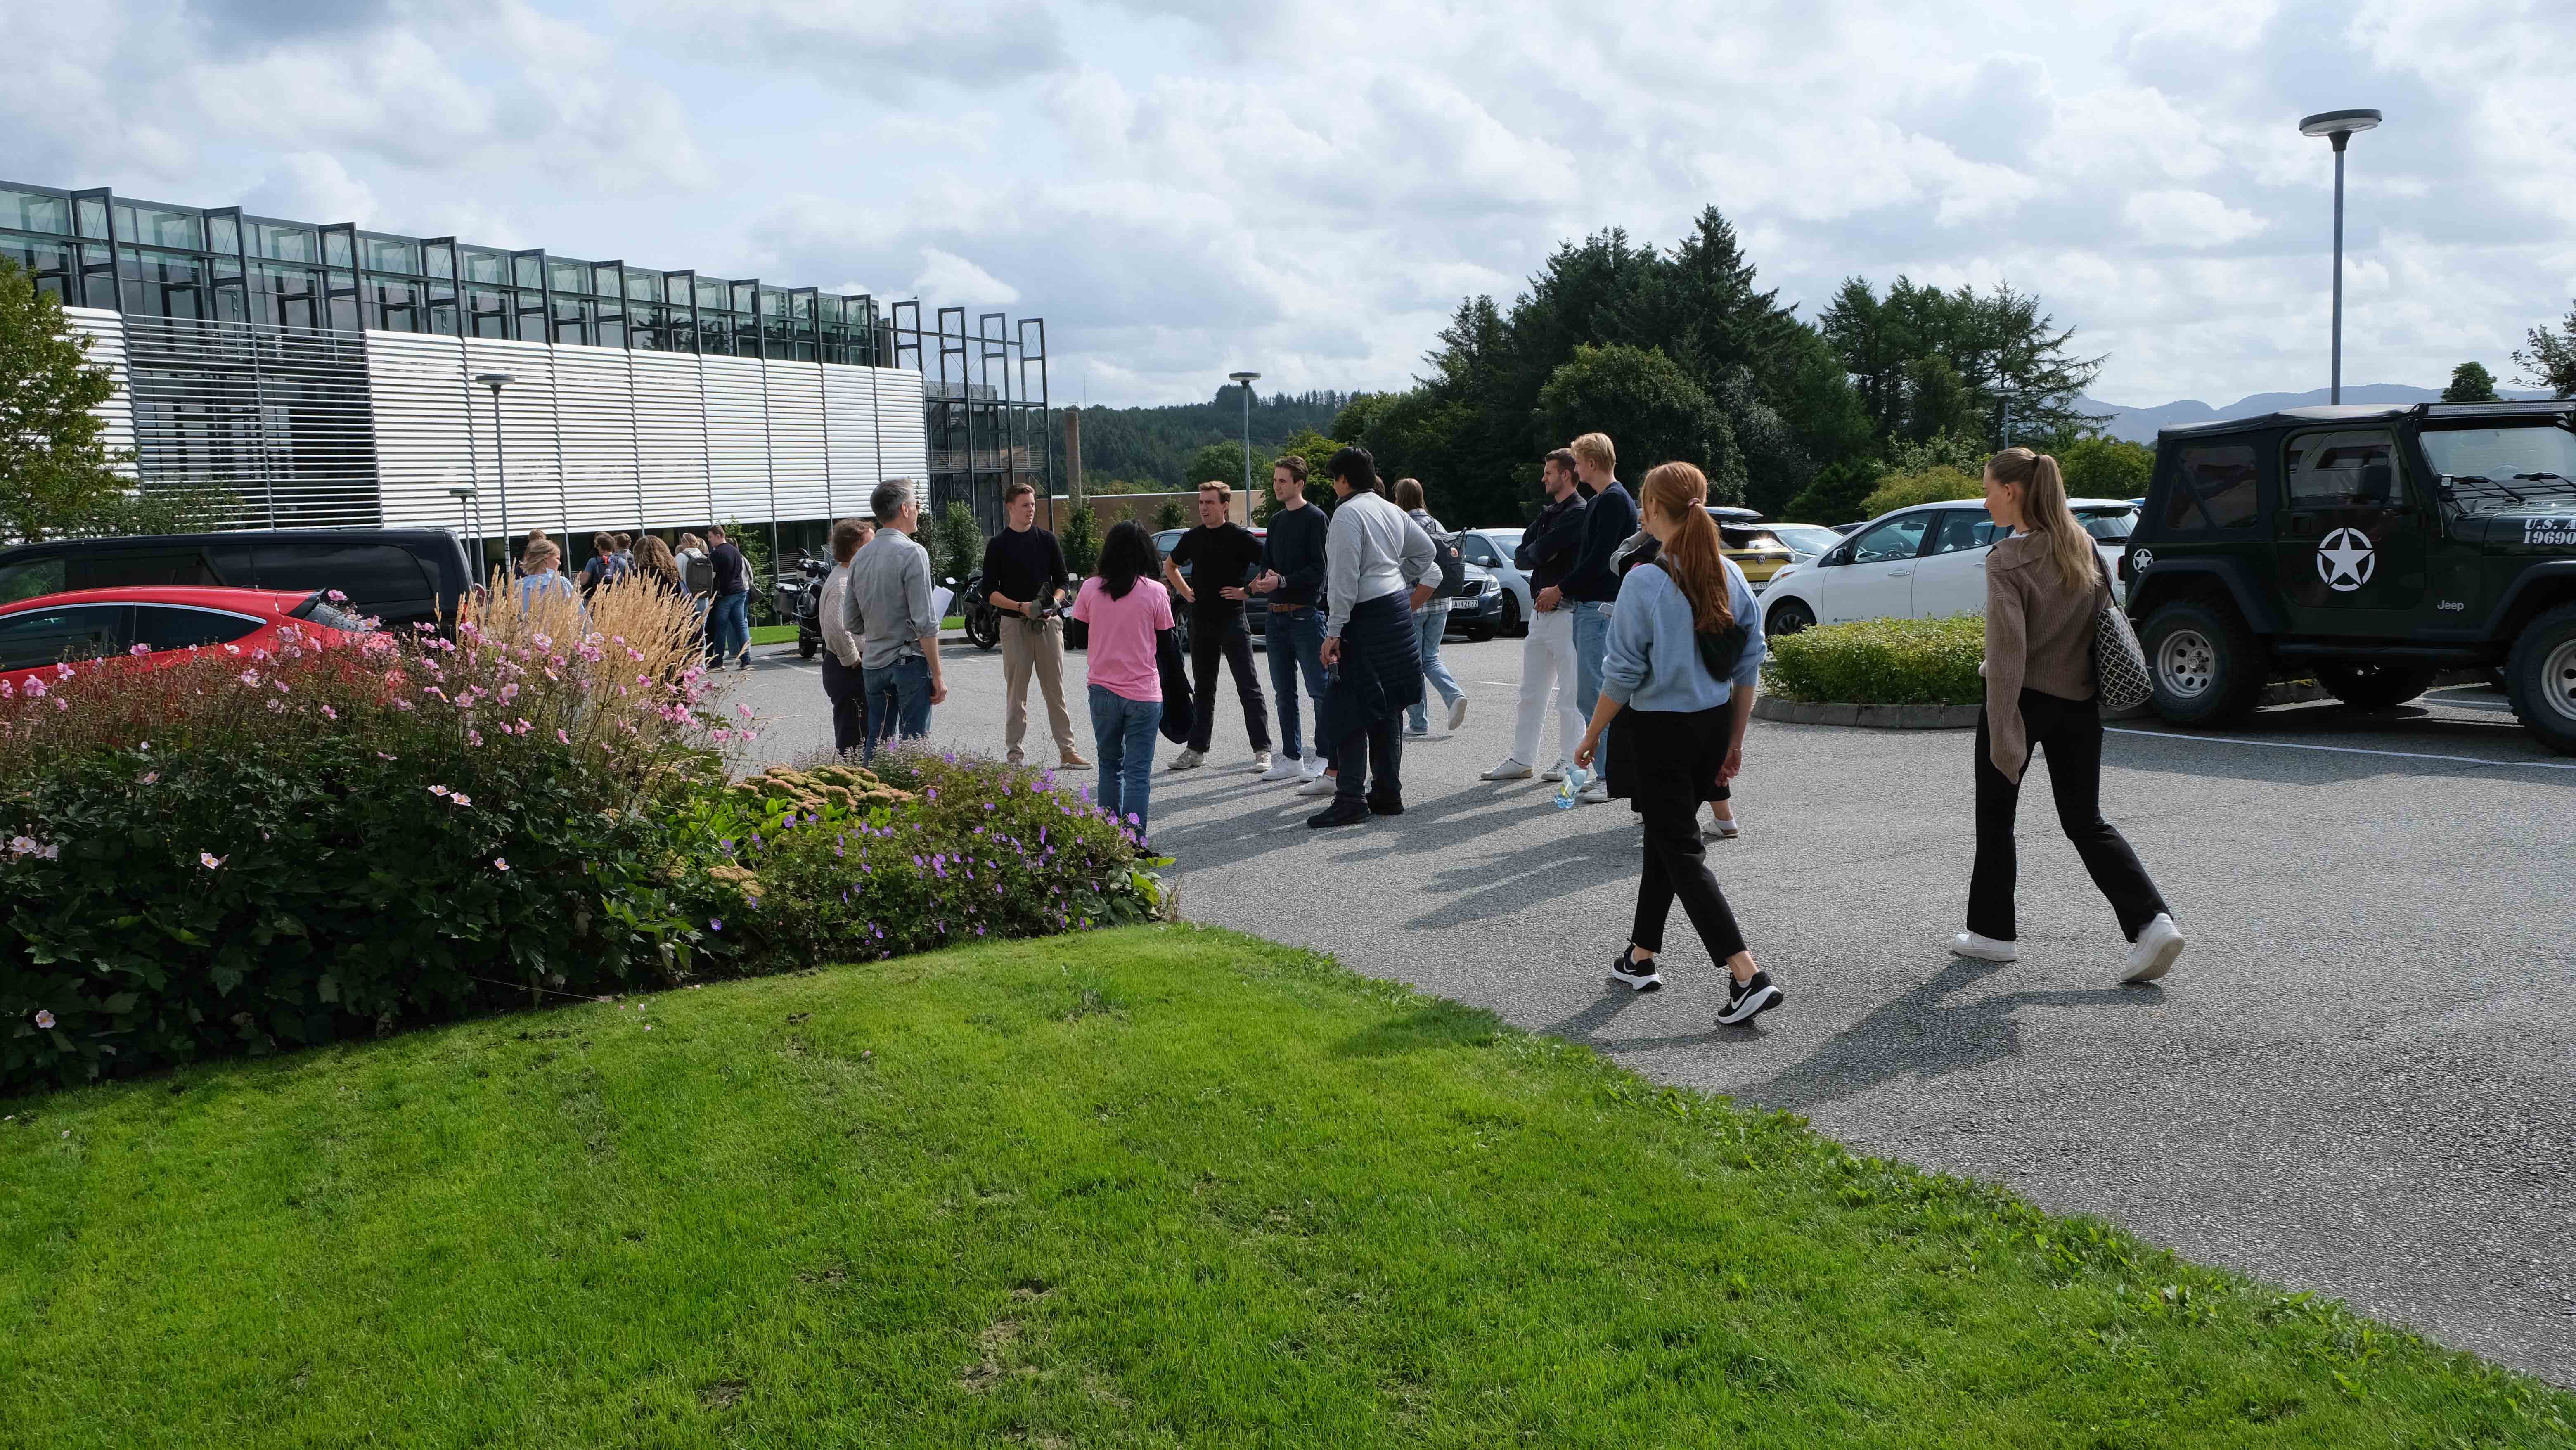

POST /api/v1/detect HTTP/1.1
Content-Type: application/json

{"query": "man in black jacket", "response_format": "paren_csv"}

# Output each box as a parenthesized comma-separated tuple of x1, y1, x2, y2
(1163, 481, 1273, 774)
(1560, 432, 1636, 803)
(982, 481, 1088, 769)
(1251, 455, 1331, 783)
(1483, 448, 1593, 783)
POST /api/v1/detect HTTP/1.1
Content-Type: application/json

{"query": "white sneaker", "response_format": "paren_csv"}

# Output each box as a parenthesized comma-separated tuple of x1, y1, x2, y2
(1447, 695, 1469, 731)
(1299, 754, 1328, 781)
(2123, 914, 2185, 984)
(1295, 774, 1339, 797)
(1704, 814, 1740, 840)
(1261, 753, 1305, 782)
(1949, 931, 2017, 963)
(1248, 750, 1274, 775)
(1576, 781, 1611, 806)
(1167, 748, 1205, 772)
(1480, 758, 1534, 781)
(1541, 759, 1570, 782)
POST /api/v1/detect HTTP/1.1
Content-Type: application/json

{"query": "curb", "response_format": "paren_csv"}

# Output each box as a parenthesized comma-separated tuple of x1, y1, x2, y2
(1753, 698, 1980, 730)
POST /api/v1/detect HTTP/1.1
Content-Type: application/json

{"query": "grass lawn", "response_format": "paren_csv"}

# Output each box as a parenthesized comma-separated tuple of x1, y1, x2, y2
(749, 617, 964, 647)
(5, 926, 2567, 1447)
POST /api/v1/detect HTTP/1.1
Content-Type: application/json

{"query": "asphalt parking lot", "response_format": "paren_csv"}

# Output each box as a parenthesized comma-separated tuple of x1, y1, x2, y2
(737, 630, 2576, 1384)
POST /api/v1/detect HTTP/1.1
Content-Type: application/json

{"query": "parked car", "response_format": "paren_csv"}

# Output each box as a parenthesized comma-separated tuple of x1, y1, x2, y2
(1759, 497, 2138, 636)
(1766, 522, 1847, 564)
(0, 530, 474, 633)
(1707, 507, 1798, 587)
(0, 585, 374, 691)
(2124, 398, 2576, 751)
(1457, 528, 1532, 636)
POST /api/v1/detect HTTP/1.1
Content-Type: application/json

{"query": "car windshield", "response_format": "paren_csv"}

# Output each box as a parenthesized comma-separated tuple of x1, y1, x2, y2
(2074, 508, 2136, 540)
(1768, 524, 1842, 558)
(1718, 526, 1786, 551)
(2421, 424, 2576, 516)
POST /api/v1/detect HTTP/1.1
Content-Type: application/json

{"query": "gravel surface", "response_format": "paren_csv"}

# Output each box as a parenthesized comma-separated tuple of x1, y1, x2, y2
(736, 635, 2576, 1383)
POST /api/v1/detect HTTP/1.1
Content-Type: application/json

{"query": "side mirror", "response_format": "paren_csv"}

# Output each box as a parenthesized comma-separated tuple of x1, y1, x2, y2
(1821, 547, 1849, 567)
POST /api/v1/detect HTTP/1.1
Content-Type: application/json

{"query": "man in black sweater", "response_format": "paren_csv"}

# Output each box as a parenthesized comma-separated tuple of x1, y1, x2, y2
(981, 481, 1087, 768)
(1163, 481, 1273, 773)
(1483, 447, 1594, 783)
(1561, 431, 1637, 803)
(1250, 455, 1331, 783)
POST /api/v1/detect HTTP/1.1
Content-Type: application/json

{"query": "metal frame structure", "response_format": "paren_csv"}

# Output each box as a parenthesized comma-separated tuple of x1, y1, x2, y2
(897, 301, 1054, 535)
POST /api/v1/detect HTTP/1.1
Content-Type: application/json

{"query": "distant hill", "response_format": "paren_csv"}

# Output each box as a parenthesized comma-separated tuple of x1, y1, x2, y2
(1058, 391, 1351, 491)
(2077, 384, 2557, 443)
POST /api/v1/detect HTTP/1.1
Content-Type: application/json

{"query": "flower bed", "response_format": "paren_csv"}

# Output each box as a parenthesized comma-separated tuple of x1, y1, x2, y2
(0, 580, 1155, 1094)
(1762, 615, 1986, 707)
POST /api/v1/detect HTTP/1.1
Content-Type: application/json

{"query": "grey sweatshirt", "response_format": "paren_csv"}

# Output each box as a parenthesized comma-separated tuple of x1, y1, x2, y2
(842, 530, 938, 670)
(1324, 490, 1438, 639)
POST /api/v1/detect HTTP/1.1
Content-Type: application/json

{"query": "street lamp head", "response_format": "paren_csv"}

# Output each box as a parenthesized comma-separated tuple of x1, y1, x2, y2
(447, 486, 478, 499)
(1228, 371, 1260, 384)
(473, 371, 516, 389)
(2299, 108, 2382, 140)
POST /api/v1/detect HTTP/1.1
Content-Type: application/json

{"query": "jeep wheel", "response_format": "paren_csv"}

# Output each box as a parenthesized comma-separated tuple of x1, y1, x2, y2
(2503, 602, 2576, 755)
(2315, 661, 2436, 709)
(2140, 599, 2267, 726)
(1766, 597, 1816, 637)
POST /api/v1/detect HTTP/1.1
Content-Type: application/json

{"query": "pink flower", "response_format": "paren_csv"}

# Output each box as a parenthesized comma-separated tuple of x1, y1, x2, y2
(129, 642, 151, 657)
(33, 1010, 53, 1030)
(320, 705, 337, 720)
(450, 793, 472, 807)
(556, 728, 570, 744)
(736, 703, 754, 719)
(140, 772, 158, 784)
(429, 785, 450, 796)
(493, 857, 510, 871)
(200, 852, 225, 869)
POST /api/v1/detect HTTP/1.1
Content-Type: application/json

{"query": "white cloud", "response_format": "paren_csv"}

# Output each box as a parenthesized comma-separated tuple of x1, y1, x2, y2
(242, 152, 379, 226)
(2124, 189, 2271, 248)
(911, 249, 1020, 305)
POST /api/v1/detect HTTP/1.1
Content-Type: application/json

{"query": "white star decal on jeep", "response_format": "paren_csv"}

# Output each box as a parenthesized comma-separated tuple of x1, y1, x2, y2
(2316, 528, 2376, 592)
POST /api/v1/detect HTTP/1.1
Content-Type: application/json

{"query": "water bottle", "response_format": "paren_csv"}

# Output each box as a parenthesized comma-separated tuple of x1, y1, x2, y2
(1554, 763, 1589, 810)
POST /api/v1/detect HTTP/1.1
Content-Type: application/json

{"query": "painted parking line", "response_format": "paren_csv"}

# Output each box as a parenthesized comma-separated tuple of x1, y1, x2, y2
(2106, 727, 2576, 773)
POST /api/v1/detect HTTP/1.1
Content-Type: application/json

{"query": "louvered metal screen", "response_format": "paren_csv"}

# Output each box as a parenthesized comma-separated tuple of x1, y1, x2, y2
(120, 313, 382, 528)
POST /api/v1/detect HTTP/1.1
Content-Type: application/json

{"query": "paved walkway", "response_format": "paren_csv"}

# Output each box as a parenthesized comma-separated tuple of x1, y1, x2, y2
(738, 636, 2576, 1384)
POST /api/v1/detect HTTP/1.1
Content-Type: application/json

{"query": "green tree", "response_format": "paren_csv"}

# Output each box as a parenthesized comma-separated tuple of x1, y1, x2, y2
(1780, 456, 1884, 525)
(0, 257, 146, 542)
(2443, 361, 2502, 403)
(1058, 504, 1099, 579)
(931, 501, 983, 587)
(2057, 435, 2153, 498)
(1184, 439, 1264, 495)
(1821, 277, 2105, 450)
(1253, 428, 1340, 525)
(1534, 344, 1745, 504)
(1151, 500, 1189, 532)
(1861, 466, 1984, 518)
(2515, 305, 2576, 398)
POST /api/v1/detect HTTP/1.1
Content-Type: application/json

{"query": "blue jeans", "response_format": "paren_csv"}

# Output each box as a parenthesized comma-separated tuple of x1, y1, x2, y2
(1088, 684, 1164, 841)
(1569, 599, 1614, 777)
(707, 591, 750, 665)
(861, 654, 933, 761)
(1264, 605, 1328, 761)
(1406, 601, 1463, 732)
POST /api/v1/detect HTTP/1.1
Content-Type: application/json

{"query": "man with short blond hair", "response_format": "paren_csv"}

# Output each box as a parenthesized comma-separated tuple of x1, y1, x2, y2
(1164, 479, 1272, 772)
(983, 479, 1087, 768)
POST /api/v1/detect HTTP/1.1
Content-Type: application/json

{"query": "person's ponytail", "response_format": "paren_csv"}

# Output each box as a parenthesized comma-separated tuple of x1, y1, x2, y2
(1638, 462, 1733, 630)
(1988, 448, 2096, 593)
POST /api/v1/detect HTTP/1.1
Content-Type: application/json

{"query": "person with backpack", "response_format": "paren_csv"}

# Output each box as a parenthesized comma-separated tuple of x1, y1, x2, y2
(1956, 447, 2184, 984)
(704, 524, 751, 671)
(578, 531, 629, 598)
(1392, 477, 1469, 738)
(1571, 461, 1781, 1027)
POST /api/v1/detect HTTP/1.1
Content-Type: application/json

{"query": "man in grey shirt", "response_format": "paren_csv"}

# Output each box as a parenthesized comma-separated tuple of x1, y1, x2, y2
(1309, 445, 1440, 828)
(842, 479, 947, 759)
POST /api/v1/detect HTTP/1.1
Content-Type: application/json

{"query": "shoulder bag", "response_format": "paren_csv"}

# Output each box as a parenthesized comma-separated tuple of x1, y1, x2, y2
(2091, 559, 2152, 711)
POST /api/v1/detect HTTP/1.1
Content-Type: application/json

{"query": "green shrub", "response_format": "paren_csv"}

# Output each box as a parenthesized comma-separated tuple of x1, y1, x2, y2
(1059, 503, 1099, 578)
(1763, 615, 1986, 705)
(1861, 465, 1983, 519)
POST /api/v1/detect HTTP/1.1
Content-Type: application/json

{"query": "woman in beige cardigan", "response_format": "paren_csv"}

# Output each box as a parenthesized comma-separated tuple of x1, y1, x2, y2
(1953, 448, 2184, 984)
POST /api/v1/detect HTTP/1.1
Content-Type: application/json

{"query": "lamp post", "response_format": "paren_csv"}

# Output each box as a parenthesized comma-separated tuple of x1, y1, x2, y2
(447, 486, 483, 579)
(1228, 370, 1260, 519)
(2298, 108, 2382, 405)
(472, 372, 516, 560)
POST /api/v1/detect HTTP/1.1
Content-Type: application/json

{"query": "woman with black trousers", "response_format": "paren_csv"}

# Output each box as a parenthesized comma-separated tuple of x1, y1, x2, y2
(1956, 447, 2185, 983)
(1572, 462, 1782, 1026)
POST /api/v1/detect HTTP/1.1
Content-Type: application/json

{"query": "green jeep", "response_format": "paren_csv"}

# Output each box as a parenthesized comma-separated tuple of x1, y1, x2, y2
(2124, 400, 2576, 753)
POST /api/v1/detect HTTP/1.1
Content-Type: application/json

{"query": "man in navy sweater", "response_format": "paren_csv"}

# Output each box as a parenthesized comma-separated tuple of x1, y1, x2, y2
(1251, 455, 1333, 783)
(1559, 431, 1637, 804)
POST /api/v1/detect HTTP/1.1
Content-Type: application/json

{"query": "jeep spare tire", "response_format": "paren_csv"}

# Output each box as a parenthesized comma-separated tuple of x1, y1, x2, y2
(2504, 602, 2576, 755)
(2315, 661, 2436, 709)
(2140, 598, 2267, 726)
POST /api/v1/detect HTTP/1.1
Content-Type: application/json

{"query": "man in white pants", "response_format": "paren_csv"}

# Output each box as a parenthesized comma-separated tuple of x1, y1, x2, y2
(1484, 448, 1591, 783)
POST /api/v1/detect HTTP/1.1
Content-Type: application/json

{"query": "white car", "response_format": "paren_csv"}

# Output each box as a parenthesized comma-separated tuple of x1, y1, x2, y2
(1457, 527, 1534, 637)
(1759, 498, 2138, 635)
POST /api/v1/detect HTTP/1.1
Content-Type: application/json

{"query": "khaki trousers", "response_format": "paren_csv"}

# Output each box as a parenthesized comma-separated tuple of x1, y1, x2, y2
(1002, 615, 1079, 763)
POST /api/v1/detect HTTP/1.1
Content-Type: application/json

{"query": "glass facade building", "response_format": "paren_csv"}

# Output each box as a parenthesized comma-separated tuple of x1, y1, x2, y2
(0, 179, 1056, 562)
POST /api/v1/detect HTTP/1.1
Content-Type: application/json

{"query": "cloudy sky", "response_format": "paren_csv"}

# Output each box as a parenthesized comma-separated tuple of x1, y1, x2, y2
(7, 0, 2573, 408)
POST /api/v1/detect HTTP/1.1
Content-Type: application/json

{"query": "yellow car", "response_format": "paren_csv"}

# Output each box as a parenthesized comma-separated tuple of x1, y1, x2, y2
(1709, 507, 1795, 585)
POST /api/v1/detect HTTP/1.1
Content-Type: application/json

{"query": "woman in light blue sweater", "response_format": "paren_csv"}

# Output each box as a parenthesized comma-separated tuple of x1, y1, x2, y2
(1573, 462, 1780, 1026)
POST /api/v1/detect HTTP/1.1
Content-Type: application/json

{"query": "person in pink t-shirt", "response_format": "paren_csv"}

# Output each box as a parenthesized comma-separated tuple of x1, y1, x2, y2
(1070, 521, 1174, 842)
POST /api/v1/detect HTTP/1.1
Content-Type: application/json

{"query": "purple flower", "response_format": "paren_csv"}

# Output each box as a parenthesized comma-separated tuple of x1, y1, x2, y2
(710, 918, 724, 931)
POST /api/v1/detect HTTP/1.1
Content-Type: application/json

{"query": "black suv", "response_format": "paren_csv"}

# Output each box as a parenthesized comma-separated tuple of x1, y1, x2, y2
(2125, 400, 2576, 752)
(0, 530, 474, 632)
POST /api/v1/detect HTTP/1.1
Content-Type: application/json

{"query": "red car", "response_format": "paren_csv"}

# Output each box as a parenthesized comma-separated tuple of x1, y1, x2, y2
(0, 586, 374, 692)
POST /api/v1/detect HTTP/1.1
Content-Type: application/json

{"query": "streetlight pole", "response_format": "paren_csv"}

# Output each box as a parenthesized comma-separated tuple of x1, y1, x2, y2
(1228, 370, 1260, 519)
(473, 372, 516, 563)
(448, 486, 483, 579)
(2299, 109, 2382, 405)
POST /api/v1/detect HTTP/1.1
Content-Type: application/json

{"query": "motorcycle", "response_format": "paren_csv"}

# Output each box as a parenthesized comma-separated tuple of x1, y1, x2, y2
(959, 570, 1004, 652)
(776, 554, 831, 660)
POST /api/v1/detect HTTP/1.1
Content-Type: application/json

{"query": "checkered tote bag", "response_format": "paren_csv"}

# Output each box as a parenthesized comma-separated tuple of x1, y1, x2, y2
(2091, 559, 2152, 711)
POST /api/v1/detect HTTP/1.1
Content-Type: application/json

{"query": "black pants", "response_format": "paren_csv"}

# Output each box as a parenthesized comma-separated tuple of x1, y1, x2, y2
(1632, 790, 1747, 961)
(820, 652, 869, 756)
(1188, 611, 1271, 753)
(1333, 716, 1403, 804)
(1968, 690, 2169, 942)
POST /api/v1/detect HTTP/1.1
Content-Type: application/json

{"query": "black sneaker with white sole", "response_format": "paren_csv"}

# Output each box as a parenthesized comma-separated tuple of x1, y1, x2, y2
(1607, 949, 1663, 993)
(1717, 971, 1781, 1025)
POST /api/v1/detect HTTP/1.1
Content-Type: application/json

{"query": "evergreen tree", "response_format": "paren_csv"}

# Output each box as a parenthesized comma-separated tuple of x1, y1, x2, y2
(2442, 361, 2501, 403)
